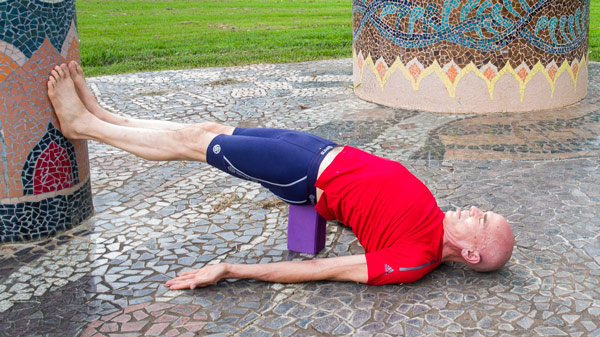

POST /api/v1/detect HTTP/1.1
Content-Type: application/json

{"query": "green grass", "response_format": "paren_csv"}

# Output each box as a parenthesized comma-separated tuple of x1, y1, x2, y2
(77, 0, 600, 77)
(590, 1, 600, 62)
(76, 0, 352, 76)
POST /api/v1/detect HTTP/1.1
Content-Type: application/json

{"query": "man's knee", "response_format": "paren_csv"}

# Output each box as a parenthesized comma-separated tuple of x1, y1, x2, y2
(172, 126, 216, 161)
(198, 122, 234, 135)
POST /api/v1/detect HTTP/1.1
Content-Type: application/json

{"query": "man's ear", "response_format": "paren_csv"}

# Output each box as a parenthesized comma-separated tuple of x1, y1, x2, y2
(461, 249, 481, 264)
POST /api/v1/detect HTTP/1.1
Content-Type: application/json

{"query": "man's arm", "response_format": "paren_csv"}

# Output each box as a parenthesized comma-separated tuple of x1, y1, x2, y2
(165, 254, 368, 290)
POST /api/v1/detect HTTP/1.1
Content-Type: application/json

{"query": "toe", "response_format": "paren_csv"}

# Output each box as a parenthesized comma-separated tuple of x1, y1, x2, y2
(54, 65, 64, 78)
(60, 64, 71, 78)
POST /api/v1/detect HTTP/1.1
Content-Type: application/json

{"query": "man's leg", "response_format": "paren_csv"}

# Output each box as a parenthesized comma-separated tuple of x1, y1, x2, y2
(48, 64, 217, 162)
(67, 61, 235, 135)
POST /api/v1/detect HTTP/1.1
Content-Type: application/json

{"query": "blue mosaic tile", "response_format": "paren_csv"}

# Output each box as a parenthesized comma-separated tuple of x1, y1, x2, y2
(0, 0, 75, 58)
(0, 179, 92, 243)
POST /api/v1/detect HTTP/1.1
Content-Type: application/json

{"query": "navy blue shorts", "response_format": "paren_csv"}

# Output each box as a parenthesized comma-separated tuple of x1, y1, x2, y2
(206, 128, 338, 205)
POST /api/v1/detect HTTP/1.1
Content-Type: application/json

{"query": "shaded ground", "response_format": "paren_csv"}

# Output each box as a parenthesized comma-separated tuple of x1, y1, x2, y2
(0, 60, 599, 336)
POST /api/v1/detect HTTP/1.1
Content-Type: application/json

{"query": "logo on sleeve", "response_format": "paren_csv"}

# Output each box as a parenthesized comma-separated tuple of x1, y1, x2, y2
(385, 264, 394, 275)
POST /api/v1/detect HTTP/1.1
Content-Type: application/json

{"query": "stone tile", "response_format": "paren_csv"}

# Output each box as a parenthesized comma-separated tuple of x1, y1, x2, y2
(1, 59, 600, 337)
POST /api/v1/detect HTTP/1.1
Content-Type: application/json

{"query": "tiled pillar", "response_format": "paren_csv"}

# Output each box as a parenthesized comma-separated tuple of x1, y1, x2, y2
(0, 0, 93, 243)
(352, 0, 590, 113)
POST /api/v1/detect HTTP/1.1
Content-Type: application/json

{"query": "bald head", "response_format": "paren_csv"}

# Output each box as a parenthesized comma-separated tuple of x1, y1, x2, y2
(468, 213, 514, 272)
(442, 207, 514, 272)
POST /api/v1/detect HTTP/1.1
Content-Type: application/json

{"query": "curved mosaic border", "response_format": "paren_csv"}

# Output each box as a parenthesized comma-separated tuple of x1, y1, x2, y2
(353, 0, 588, 55)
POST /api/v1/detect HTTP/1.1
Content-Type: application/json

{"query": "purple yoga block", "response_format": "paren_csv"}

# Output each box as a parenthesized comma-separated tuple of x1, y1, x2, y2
(287, 204, 326, 254)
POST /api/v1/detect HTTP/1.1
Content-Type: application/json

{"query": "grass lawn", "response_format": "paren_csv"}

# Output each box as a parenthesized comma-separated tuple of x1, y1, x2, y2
(76, 0, 352, 76)
(590, 1, 600, 63)
(77, 0, 599, 77)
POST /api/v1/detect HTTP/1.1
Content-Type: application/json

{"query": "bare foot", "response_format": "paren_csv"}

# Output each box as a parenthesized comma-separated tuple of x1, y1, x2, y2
(68, 61, 115, 121)
(47, 64, 97, 139)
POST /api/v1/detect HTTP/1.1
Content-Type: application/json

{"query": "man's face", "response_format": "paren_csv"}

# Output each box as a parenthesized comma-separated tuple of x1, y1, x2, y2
(443, 206, 495, 247)
(444, 206, 514, 271)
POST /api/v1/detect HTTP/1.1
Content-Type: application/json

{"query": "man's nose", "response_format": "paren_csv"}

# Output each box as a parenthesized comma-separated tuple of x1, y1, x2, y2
(469, 206, 482, 217)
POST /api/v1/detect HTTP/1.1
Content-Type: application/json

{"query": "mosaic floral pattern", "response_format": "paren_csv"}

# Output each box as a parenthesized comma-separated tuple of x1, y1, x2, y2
(0, 0, 92, 243)
(22, 123, 80, 196)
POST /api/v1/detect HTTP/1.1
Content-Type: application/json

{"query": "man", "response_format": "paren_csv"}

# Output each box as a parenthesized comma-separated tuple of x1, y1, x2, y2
(47, 62, 514, 290)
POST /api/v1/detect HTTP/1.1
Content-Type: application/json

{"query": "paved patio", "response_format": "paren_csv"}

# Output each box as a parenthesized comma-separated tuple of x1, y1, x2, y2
(0, 59, 599, 337)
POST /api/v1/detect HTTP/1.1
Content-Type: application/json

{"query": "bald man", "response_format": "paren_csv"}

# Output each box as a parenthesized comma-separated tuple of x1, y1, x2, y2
(47, 62, 514, 289)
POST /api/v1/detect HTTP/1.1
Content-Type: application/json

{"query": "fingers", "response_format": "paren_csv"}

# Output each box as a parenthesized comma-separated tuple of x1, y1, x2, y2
(167, 280, 194, 290)
(179, 269, 198, 276)
(166, 278, 206, 290)
(165, 267, 219, 290)
(165, 269, 200, 288)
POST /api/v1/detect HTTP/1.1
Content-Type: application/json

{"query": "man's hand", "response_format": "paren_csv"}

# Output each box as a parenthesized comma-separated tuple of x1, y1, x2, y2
(165, 255, 368, 290)
(166, 263, 229, 290)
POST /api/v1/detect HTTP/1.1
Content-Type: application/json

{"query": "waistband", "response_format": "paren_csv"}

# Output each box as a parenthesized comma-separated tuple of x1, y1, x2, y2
(307, 143, 339, 205)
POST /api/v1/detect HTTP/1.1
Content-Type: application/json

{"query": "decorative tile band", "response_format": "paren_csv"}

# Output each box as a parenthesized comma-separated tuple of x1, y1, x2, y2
(0, 179, 93, 243)
(355, 50, 588, 102)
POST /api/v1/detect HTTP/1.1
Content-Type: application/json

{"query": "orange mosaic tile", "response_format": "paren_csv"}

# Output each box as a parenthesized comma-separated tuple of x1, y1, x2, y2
(517, 67, 528, 82)
(409, 63, 421, 81)
(547, 65, 558, 81)
(0, 53, 19, 83)
(572, 63, 579, 76)
(65, 36, 80, 64)
(483, 67, 496, 81)
(446, 65, 458, 83)
(376, 61, 387, 80)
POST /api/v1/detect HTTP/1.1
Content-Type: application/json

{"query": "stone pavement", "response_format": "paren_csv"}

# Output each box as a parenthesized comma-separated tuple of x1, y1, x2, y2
(1, 59, 599, 337)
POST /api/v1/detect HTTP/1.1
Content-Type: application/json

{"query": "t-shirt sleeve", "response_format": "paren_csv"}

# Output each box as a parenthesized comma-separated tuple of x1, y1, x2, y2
(365, 245, 441, 285)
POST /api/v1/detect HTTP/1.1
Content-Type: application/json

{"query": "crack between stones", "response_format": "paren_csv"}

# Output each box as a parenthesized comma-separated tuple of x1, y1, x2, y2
(229, 287, 298, 337)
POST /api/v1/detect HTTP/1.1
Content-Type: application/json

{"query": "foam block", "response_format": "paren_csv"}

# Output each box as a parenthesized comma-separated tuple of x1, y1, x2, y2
(287, 204, 326, 254)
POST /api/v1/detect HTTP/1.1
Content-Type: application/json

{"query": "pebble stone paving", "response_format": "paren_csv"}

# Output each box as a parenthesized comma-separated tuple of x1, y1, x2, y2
(0, 59, 599, 336)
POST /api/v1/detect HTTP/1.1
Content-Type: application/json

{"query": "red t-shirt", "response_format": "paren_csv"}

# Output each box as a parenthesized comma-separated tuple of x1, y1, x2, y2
(315, 146, 445, 285)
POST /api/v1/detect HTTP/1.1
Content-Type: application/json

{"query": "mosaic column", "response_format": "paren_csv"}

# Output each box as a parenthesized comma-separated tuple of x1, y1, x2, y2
(352, 0, 590, 113)
(0, 0, 93, 243)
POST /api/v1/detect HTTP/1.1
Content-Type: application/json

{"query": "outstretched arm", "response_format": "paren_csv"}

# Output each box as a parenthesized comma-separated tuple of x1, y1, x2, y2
(165, 254, 368, 289)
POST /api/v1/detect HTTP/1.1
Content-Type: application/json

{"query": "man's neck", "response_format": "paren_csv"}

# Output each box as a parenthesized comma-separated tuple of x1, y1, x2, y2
(441, 236, 463, 263)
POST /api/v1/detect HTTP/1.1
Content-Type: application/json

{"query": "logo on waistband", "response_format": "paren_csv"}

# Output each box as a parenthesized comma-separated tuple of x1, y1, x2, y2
(320, 145, 334, 155)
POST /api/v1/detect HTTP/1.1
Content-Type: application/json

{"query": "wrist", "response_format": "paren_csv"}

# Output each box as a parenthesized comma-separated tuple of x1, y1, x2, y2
(221, 262, 234, 279)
